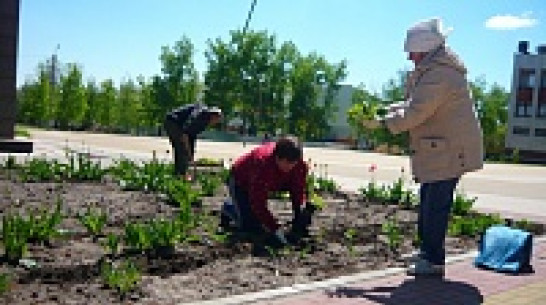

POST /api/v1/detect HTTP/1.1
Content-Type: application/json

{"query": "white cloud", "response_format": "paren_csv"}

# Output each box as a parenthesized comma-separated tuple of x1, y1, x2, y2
(485, 13, 538, 30)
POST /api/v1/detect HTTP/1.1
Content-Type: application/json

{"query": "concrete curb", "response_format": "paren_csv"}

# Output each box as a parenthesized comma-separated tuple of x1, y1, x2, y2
(182, 236, 546, 305)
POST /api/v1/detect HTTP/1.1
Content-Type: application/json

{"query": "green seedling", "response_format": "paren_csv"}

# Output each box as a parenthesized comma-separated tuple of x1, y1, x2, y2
(28, 199, 63, 243)
(344, 228, 358, 257)
(78, 207, 107, 239)
(101, 260, 141, 296)
(382, 217, 402, 251)
(198, 174, 221, 196)
(123, 222, 150, 252)
(0, 273, 11, 295)
(104, 233, 121, 257)
(451, 191, 477, 216)
(2, 213, 30, 263)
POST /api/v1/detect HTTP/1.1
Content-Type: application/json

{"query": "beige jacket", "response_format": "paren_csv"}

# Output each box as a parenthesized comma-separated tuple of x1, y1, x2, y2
(385, 46, 483, 183)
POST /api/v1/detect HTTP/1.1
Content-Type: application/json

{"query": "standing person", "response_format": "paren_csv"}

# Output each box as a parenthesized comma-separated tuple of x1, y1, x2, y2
(164, 103, 222, 176)
(361, 18, 483, 276)
(220, 136, 313, 247)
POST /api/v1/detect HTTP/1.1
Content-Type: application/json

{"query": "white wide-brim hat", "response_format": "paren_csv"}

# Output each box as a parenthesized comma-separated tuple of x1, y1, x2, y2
(404, 18, 452, 53)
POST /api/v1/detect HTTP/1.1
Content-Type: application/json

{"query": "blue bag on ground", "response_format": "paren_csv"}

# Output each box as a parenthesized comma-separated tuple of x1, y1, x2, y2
(474, 225, 533, 273)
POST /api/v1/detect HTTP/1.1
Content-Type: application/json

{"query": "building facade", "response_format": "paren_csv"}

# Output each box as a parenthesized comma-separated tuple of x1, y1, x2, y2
(326, 84, 355, 140)
(505, 41, 546, 160)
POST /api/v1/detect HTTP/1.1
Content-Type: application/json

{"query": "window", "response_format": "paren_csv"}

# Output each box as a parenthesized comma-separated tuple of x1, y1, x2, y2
(515, 101, 533, 117)
(535, 128, 546, 137)
(519, 69, 536, 88)
(513, 126, 530, 136)
(539, 71, 546, 117)
(538, 103, 546, 117)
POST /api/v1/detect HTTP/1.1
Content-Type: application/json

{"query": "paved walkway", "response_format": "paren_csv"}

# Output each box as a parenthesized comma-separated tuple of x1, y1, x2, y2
(257, 241, 546, 305)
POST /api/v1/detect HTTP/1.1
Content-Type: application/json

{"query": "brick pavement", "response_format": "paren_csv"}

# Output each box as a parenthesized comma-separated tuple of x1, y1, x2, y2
(258, 241, 546, 305)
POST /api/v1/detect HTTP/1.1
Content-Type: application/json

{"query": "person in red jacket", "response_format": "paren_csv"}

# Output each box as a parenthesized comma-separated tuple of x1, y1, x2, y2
(221, 136, 311, 246)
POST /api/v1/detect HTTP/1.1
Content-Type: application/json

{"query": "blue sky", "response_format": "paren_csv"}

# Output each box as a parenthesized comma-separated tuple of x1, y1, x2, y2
(18, 0, 545, 92)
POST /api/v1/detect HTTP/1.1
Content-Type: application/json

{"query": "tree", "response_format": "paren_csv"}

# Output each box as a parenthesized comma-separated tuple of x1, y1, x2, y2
(118, 78, 140, 132)
(347, 84, 382, 145)
(136, 75, 156, 130)
(57, 63, 86, 129)
(83, 79, 99, 129)
(159, 36, 199, 111)
(288, 53, 347, 140)
(17, 63, 58, 127)
(96, 79, 117, 130)
(470, 77, 509, 158)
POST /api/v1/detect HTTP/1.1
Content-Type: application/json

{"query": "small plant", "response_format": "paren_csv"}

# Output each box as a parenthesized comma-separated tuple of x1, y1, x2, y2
(64, 151, 104, 181)
(27, 199, 63, 244)
(3, 155, 17, 170)
(265, 246, 279, 260)
(20, 157, 63, 182)
(359, 181, 388, 202)
(308, 193, 326, 210)
(474, 213, 504, 235)
(514, 218, 533, 232)
(2, 213, 30, 263)
(109, 158, 141, 191)
(382, 217, 402, 251)
(209, 231, 229, 243)
(110, 155, 174, 193)
(15, 125, 31, 138)
(78, 206, 107, 239)
(307, 172, 338, 194)
(451, 191, 476, 216)
(147, 218, 180, 250)
(198, 173, 221, 196)
(101, 260, 141, 297)
(344, 228, 358, 256)
(0, 273, 11, 295)
(104, 233, 121, 257)
(123, 222, 150, 253)
(194, 158, 223, 166)
(166, 179, 199, 232)
(298, 244, 312, 259)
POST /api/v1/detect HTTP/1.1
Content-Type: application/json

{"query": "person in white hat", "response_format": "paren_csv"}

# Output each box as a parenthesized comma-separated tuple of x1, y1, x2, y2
(362, 18, 484, 276)
(164, 103, 222, 176)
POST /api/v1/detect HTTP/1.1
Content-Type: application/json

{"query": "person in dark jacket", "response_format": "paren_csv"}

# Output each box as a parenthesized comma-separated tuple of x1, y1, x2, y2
(221, 136, 313, 246)
(164, 103, 222, 176)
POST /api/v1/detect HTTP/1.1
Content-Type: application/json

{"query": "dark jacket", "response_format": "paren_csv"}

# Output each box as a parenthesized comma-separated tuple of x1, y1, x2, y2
(166, 103, 213, 155)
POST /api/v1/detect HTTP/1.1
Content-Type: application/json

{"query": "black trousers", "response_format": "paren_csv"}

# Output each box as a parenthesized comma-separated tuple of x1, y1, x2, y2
(164, 119, 190, 176)
(224, 176, 303, 234)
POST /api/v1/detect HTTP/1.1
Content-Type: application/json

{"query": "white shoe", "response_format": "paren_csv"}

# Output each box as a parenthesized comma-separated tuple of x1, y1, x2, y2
(407, 258, 444, 276)
(401, 250, 422, 262)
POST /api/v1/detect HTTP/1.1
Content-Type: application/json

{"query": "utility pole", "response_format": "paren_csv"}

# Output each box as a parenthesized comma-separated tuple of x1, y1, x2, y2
(0, 0, 32, 152)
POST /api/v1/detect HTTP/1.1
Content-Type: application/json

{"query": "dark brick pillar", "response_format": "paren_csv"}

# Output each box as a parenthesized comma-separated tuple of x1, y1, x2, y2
(0, 0, 32, 153)
(0, 0, 19, 139)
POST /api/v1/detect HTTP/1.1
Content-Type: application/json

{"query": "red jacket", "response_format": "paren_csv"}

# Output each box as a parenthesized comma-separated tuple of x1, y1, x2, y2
(231, 142, 308, 232)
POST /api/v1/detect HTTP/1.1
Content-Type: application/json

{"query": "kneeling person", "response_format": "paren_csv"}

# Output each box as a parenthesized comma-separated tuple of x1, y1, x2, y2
(221, 136, 312, 246)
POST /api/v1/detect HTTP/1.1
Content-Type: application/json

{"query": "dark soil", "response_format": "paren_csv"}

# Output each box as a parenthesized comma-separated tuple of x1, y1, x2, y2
(0, 169, 542, 305)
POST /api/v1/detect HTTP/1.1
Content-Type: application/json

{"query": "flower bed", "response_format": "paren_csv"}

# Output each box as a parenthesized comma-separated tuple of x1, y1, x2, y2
(0, 154, 544, 304)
